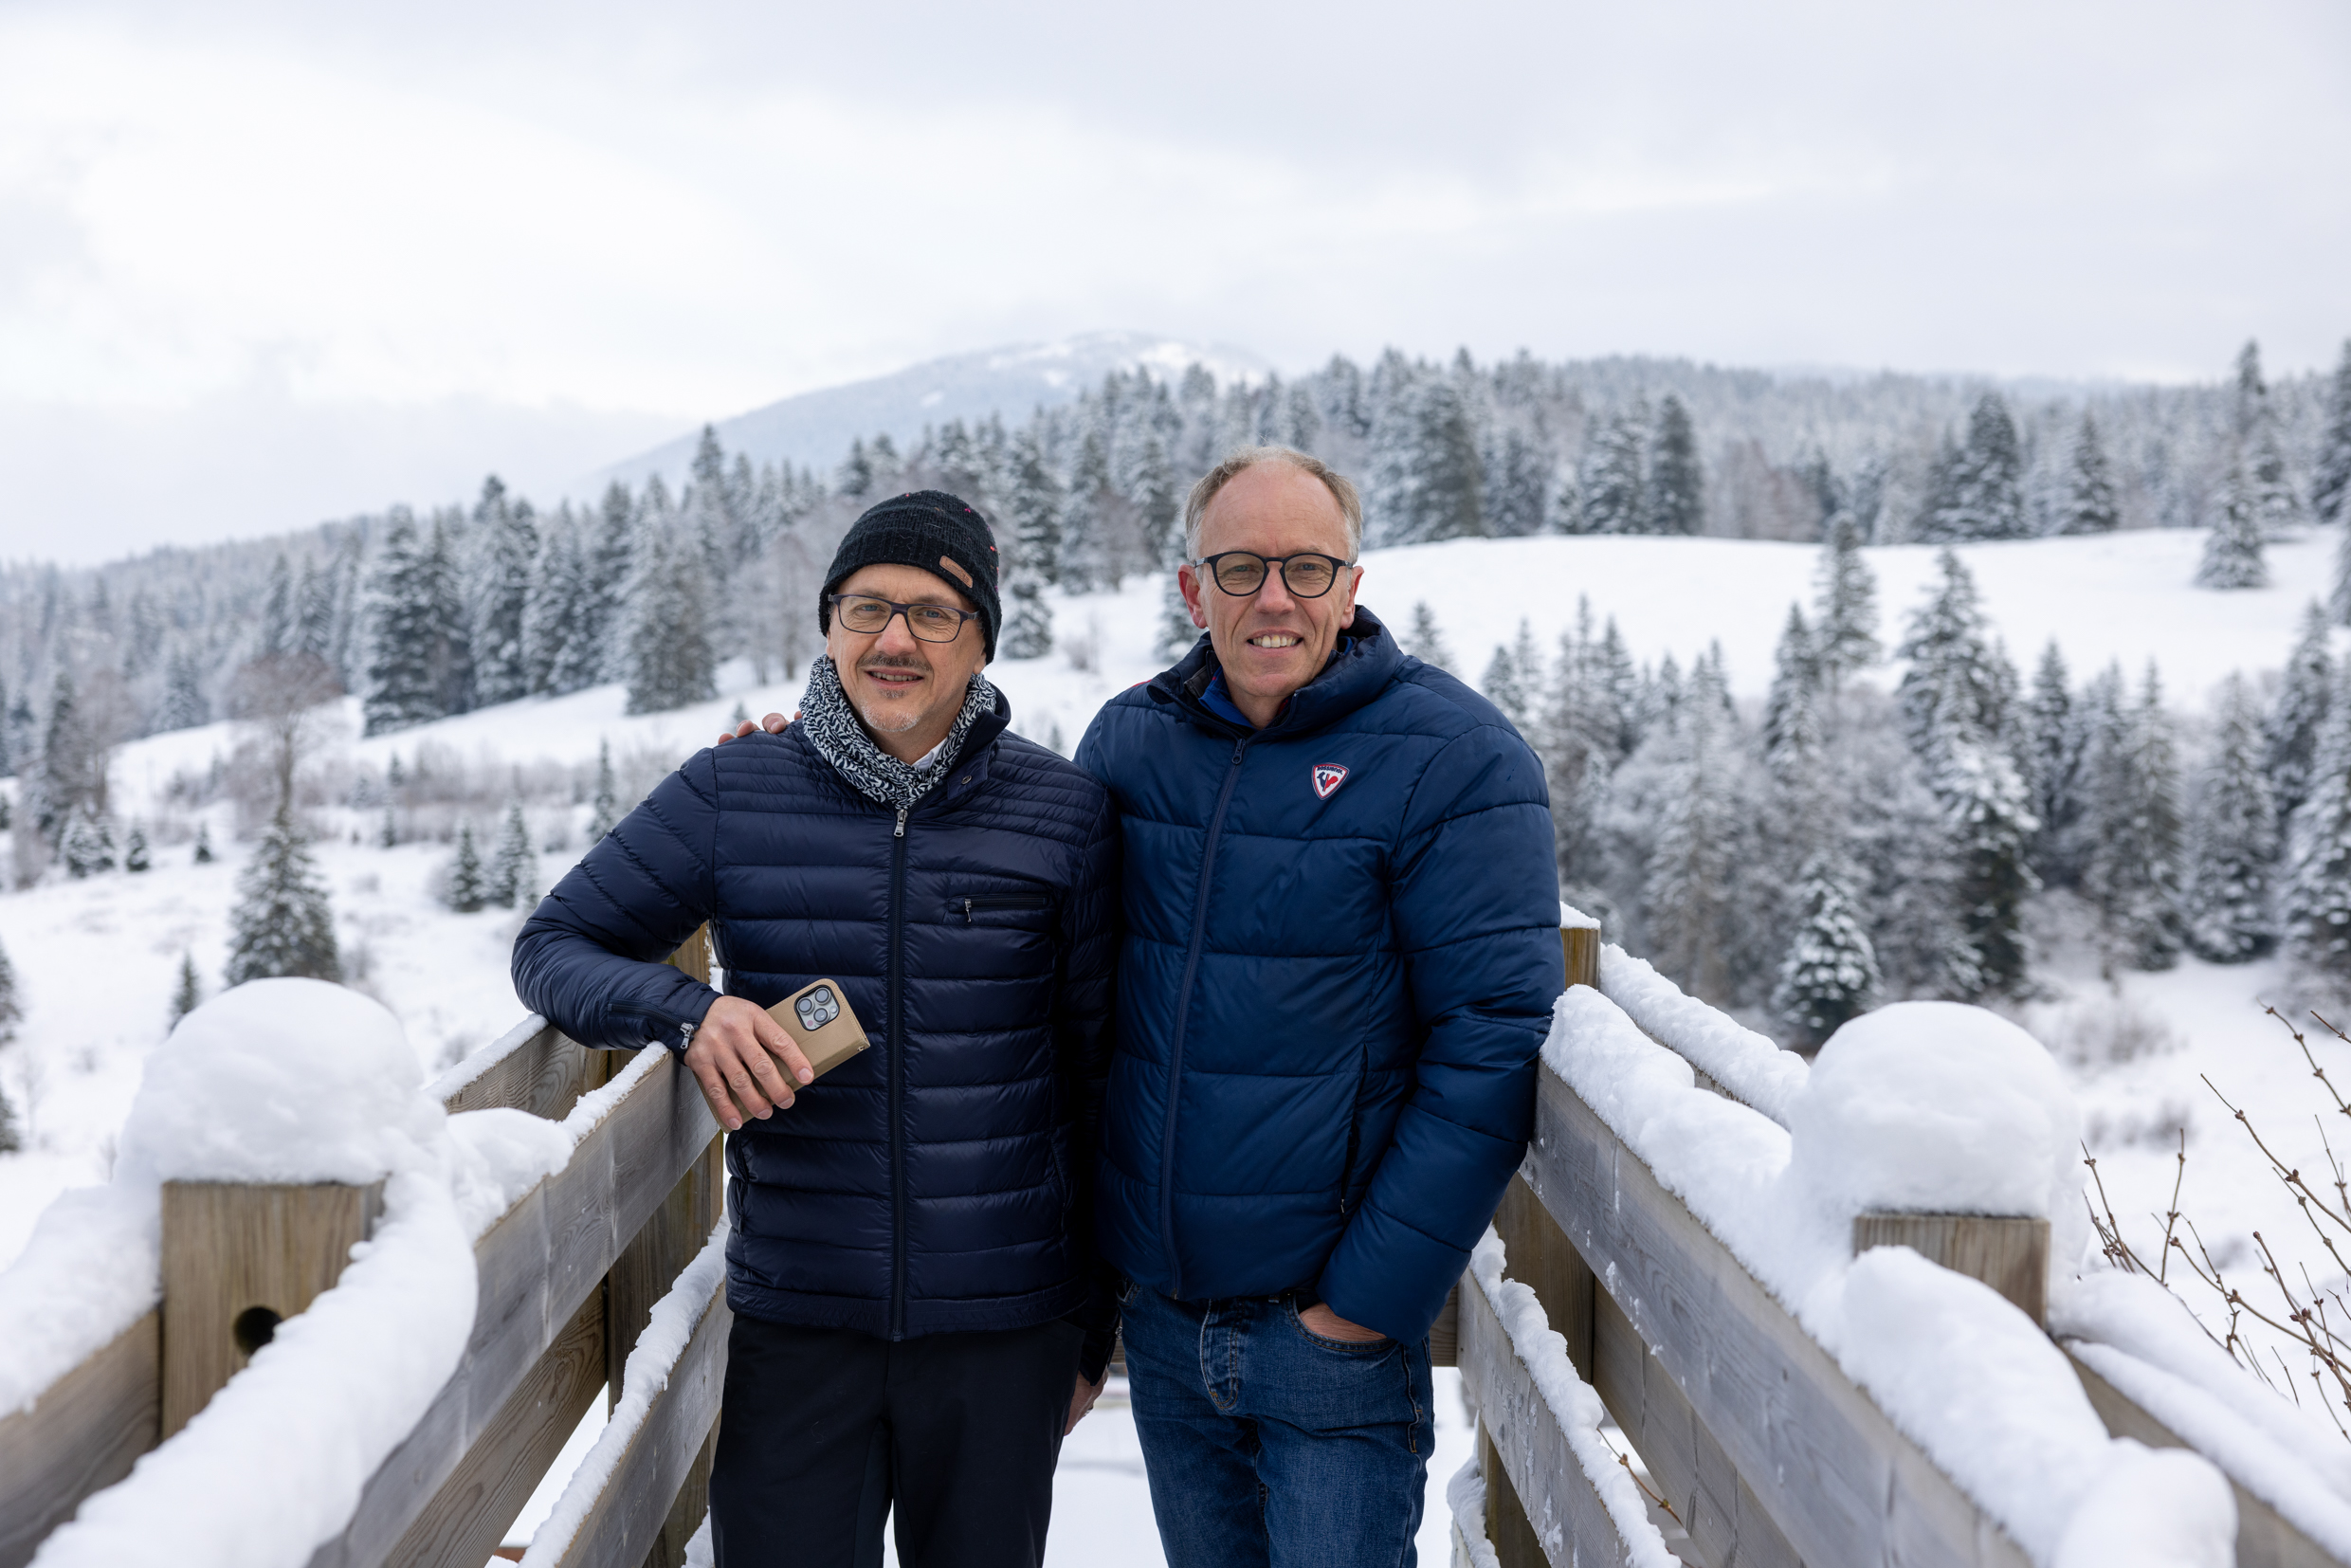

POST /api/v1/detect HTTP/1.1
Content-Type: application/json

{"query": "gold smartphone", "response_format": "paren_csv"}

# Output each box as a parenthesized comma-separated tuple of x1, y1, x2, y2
(767, 978, 871, 1081)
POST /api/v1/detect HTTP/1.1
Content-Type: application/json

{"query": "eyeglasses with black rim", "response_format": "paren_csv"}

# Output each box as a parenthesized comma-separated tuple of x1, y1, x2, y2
(825, 593, 982, 643)
(1192, 551, 1355, 600)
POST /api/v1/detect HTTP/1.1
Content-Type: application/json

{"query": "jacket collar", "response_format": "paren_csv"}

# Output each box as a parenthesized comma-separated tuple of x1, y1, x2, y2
(1149, 606, 1401, 741)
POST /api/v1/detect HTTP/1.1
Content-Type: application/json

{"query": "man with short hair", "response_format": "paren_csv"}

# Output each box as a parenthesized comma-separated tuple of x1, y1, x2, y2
(514, 490, 1116, 1568)
(1074, 447, 1562, 1568)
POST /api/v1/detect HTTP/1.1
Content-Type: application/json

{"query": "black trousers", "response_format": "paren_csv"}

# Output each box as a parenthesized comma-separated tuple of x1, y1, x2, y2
(709, 1313, 1083, 1568)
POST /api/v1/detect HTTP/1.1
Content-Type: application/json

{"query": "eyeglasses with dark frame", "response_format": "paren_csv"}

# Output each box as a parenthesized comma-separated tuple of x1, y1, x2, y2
(1191, 551, 1355, 600)
(825, 593, 982, 643)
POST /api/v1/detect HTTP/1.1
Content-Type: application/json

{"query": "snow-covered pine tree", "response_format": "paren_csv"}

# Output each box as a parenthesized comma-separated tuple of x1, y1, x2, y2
(447, 822, 487, 914)
(2315, 339, 2351, 527)
(586, 738, 619, 843)
(157, 647, 209, 732)
(223, 805, 340, 985)
(168, 952, 201, 1030)
(837, 437, 874, 501)
(1894, 550, 2011, 757)
(587, 482, 636, 681)
(2196, 460, 2268, 590)
(2183, 674, 2277, 962)
(1365, 377, 1483, 546)
(1641, 656, 1742, 1000)
(1131, 437, 1182, 567)
(1646, 395, 1703, 535)
(1006, 431, 1064, 585)
(2284, 660, 2351, 996)
(1760, 605, 1819, 766)
(1403, 601, 1456, 673)
(1772, 852, 1881, 1047)
(362, 509, 444, 736)
(1924, 684, 2039, 998)
(1811, 513, 1879, 690)
(193, 823, 213, 864)
(1001, 561, 1054, 660)
(2269, 602, 2334, 824)
(379, 802, 397, 849)
(1577, 412, 1647, 535)
(1156, 572, 1200, 663)
(624, 531, 719, 715)
(2080, 665, 2186, 971)
(124, 823, 150, 872)
(472, 479, 538, 705)
(423, 513, 475, 717)
(1482, 644, 1525, 729)
(1922, 394, 2026, 541)
(2023, 641, 2079, 884)
(62, 807, 116, 878)
(523, 514, 588, 695)
(1483, 428, 1550, 538)
(488, 801, 538, 908)
(259, 554, 295, 657)
(1058, 428, 1116, 593)
(2059, 413, 2121, 534)
(0, 935, 19, 1045)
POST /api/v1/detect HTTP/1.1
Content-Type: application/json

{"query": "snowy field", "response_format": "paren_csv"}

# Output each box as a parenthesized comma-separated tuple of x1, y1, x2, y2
(4, 524, 2348, 1559)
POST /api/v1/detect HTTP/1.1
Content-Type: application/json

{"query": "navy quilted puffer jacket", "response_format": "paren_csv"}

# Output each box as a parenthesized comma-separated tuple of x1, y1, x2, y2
(512, 695, 1119, 1341)
(1074, 608, 1562, 1342)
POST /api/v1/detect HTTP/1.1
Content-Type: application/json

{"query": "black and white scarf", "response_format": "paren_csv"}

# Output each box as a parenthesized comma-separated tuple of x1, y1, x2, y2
(798, 655, 996, 811)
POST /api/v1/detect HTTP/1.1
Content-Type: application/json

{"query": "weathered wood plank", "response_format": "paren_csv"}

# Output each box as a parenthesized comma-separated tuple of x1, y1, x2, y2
(440, 1024, 598, 1121)
(0, 1309, 160, 1568)
(543, 1254, 730, 1568)
(1592, 1286, 1800, 1568)
(160, 1180, 384, 1439)
(1852, 1214, 2049, 1327)
(1460, 1261, 1636, 1568)
(307, 1049, 719, 1568)
(1524, 1067, 2031, 1568)
(380, 1289, 607, 1568)
(2065, 1347, 2341, 1568)
(1492, 1175, 1595, 1382)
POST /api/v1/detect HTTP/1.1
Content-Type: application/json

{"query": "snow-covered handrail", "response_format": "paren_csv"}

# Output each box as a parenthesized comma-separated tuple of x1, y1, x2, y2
(1593, 941, 1808, 1126)
(1462, 981, 2259, 1568)
(1, 932, 725, 1568)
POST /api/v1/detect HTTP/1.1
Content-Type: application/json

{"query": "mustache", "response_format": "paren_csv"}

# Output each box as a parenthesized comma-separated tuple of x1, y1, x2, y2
(857, 654, 929, 673)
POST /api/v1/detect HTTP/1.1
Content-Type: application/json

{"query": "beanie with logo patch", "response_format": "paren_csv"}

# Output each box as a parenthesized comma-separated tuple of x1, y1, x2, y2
(820, 490, 1003, 660)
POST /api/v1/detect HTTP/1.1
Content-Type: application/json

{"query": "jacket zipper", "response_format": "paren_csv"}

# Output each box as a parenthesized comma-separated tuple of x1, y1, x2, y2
(1159, 738, 1249, 1296)
(889, 804, 909, 1338)
(963, 894, 1048, 921)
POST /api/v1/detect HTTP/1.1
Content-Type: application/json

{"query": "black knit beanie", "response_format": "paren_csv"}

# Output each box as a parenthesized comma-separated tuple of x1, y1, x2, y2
(820, 490, 1003, 660)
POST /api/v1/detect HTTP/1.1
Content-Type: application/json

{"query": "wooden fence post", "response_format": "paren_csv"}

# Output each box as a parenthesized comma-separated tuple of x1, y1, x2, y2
(1561, 921, 1600, 993)
(159, 1180, 385, 1438)
(1478, 1420, 1549, 1568)
(1492, 1175, 1595, 1385)
(1851, 1214, 2050, 1326)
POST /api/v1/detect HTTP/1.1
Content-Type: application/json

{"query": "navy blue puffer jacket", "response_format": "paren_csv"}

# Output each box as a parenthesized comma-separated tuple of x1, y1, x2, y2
(512, 696, 1119, 1342)
(1074, 609, 1562, 1341)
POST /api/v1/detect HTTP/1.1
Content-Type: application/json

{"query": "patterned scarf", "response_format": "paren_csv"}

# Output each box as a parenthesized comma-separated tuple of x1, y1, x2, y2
(797, 655, 997, 811)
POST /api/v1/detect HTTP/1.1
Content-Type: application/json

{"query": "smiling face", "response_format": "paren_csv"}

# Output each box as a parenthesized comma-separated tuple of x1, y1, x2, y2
(824, 561, 988, 762)
(1180, 461, 1362, 728)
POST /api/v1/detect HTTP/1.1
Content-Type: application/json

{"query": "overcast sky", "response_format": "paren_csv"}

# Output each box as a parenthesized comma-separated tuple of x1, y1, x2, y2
(2, 0, 2346, 564)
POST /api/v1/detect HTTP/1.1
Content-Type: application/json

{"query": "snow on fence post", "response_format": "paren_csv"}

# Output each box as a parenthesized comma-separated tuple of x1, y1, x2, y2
(134, 980, 436, 1439)
(1797, 1002, 2068, 1329)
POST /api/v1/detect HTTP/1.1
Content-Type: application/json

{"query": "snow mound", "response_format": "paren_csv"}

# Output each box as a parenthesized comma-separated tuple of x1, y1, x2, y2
(1558, 902, 1601, 933)
(1445, 1455, 1502, 1568)
(1598, 944, 1807, 1125)
(2051, 1440, 2235, 1568)
(1792, 1001, 2076, 1219)
(118, 978, 439, 1187)
(0, 1184, 161, 1416)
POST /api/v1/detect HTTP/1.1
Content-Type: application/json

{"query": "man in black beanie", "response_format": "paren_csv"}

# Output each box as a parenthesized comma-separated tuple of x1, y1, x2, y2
(515, 490, 1117, 1568)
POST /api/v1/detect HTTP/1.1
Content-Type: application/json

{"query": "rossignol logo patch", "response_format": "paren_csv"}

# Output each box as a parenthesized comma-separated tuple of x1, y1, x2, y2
(1311, 763, 1350, 800)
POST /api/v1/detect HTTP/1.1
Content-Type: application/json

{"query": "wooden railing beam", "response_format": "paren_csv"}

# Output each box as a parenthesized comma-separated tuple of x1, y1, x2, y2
(0, 1311, 159, 1568)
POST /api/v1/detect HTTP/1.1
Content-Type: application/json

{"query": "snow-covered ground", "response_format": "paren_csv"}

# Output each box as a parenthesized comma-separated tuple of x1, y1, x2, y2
(4, 524, 2348, 1558)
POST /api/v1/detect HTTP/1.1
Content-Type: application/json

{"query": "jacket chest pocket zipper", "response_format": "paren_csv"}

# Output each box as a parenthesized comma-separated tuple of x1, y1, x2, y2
(963, 894, 1050, 922)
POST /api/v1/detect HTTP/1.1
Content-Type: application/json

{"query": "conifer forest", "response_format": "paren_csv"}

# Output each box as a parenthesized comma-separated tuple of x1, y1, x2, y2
(5, 337, 2351, 1034)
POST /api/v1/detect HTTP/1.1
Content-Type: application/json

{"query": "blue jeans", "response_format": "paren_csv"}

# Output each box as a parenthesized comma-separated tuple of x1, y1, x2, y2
(1118, 1278, 1433, 1568)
